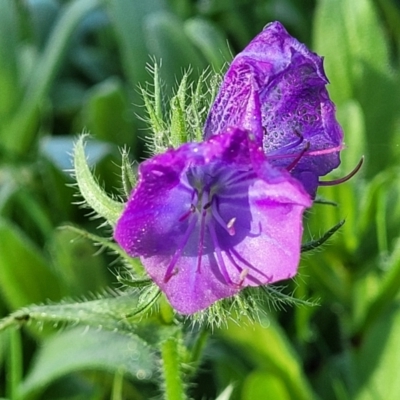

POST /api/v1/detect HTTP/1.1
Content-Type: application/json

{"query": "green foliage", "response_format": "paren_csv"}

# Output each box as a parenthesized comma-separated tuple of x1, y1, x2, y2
(1, 0, 400, 398)
(20, 328, 155, 399)
(0, 219, 63, 308)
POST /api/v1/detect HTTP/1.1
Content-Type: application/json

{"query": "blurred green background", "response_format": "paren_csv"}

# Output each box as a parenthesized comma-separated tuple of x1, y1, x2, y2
(1, 0, 400, 399)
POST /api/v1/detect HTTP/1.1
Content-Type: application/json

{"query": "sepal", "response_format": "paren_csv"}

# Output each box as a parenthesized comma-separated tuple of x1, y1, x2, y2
(73, 135, 123, 225)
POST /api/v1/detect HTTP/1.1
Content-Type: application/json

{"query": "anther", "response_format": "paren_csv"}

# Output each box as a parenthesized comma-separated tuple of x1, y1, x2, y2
(227, 217, 236, 236)
(203, 201, 212, 210)
(178, 204, 196, 221)
(238, 268, 249, 286)
(164, 268, 178, 283)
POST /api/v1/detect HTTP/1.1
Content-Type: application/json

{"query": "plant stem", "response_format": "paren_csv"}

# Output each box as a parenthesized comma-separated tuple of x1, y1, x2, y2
(161, 336, 186, 400)
(6, 328, 23, 400)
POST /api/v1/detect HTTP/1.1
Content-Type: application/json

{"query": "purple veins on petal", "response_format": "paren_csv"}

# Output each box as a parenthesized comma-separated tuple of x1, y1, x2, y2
(114, 127, 312, 314)
(204, 21, 344, 197)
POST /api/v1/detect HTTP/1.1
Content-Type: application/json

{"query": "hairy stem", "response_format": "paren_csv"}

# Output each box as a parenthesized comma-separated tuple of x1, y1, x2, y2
(161, 336, 186, 400)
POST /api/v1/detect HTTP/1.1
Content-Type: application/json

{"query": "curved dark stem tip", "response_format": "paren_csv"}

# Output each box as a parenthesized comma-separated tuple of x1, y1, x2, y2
(319, 156, 364, 186)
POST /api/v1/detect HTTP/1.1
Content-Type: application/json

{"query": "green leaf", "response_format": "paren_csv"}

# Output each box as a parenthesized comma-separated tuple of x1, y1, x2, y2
(184, 18, 232, 71)
(301, 220, 345, 253)
(60, 225, 144, 274)
(47, 228, 109, 296)
(120, 148, 137, 198)
(26, 0, 61, 48)
(0, 291, 178, 347)
(169, 72, 189, 147)
(20, 327, 156, 398)
(335, 100, 366, 177)
(313, 0, 391, 104)
(0, 0, 20, 121)
(0, 218, 62, 309)
(105, 0, 168, 91)
(82, 77, 136, 147)
(73, 135, 124, 225)
(353, 303, 400, 400)
(139, 62, 169, 154)
(242, 370, 291, 400)
(144, 11, 206, 91)
(219, 316, 316, 400)
(1, 0, 100, 155)
(313, 0, 399, 177)
(356, 237, 400, 336)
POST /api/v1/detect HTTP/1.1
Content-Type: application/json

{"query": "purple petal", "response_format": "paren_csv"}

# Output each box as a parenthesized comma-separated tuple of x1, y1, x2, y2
(204, 21, 343, 196)
(115, 128, 311, 314)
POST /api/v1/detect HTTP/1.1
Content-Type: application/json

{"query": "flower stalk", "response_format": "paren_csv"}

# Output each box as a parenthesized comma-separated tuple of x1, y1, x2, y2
(161, 336, 187, 400)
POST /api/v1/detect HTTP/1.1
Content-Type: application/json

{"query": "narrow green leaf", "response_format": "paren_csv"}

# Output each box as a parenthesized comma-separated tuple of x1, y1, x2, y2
(335, 100, 366, 177)
(48, 228, 109, 296)
(139, 62, 169, 153)
(0, 0, 20, 121)
(353, 303, 400, 400)
(105, 0, 167, 91)
(61, 225, 145, 274)
(188, 68, 220, 142)
(73, 135, 123, 225)
(144, 11, 206, 91)
(314, 0, 391, 104)
(1, 0, 100, 155)
(313, 0, 397, 177)
(0, 292, 176, 347)
(184, 18, 232, 71)
(220, 316, 316, 400)
(356, 237, 400, 336)
(242, 371, 291, 400)
(0, 218, 62, 309)
(152, 61, 164, 124)
(120, 148, 137, 198)
(82, 77, 136, 147)
(313, 0, 354, 103)
(20, 328, 155, 398)
(301, 220, 345, 253)
(169, 73, 189, 147)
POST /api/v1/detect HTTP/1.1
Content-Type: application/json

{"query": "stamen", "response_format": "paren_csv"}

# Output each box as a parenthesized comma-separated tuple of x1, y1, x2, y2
(286, 141, 310, 172)
(196, 209, 207, 273)
(164, 216, 197, 282)
(203, 201, 212, 210)
(227, 217, 236, 236)
(238, 268, 249, 286)
(208, 223, 235, 285)
(211, 199, 237, 236)
(223, 170, 256, 187)
(319, 156, 364, 186)
(307, 144, 343, 157)
(268, 144, 344, 161)
(228, 248, 273, 283)
(178, 204, 196, 222)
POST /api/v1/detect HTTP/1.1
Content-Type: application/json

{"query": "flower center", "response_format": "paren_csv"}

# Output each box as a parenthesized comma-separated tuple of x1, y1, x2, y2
(163, 162, 257, 286)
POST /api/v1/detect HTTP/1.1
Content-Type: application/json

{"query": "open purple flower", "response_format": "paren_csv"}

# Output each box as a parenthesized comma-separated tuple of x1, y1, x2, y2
(204, 21, 344, 196)
(114, 128, 311, 314)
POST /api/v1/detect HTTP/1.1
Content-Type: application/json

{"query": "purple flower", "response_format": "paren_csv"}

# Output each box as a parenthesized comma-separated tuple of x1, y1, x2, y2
(204, 21, 343, 196)
(114, 128, 311, 314)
